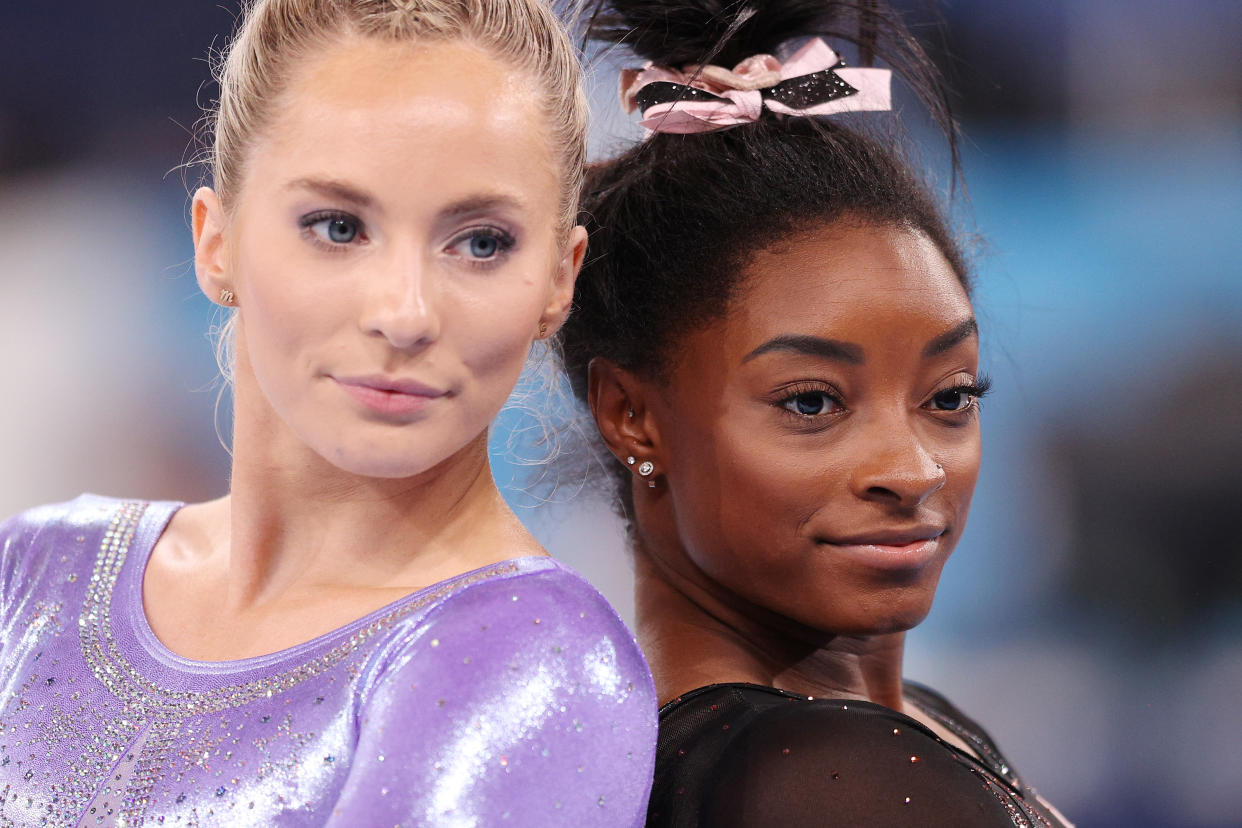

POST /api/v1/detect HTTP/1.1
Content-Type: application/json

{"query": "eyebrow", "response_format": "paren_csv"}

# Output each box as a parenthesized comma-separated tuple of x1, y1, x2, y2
(742, 335, 865, 365)
(742, 318, 979, 366)
(286, 177, 375, 208)
(922, 318, 978, 357)
(439, 193, 527, 219)
(285, 180, 526, 222)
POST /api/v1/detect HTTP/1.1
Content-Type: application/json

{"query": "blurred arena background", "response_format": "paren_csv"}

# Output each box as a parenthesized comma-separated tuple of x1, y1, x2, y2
(1, 2, 1239, 825)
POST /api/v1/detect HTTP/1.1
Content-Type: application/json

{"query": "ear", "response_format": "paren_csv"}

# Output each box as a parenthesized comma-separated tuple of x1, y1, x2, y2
(539, 224, 588, 335)
(192, 187, 233, 306)
(587, 357, 663, 470)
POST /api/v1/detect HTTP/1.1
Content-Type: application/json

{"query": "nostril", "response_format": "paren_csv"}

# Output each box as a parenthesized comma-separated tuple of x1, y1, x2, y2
(865, 485, 904, 503)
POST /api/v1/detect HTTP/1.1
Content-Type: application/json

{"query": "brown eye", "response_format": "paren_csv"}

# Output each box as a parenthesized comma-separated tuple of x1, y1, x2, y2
(929, 388, 972, 411)
(782, 391, 838, 416)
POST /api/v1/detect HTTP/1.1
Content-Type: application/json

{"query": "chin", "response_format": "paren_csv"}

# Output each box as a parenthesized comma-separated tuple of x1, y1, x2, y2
(806, 589, 938, 638)
(866, 608, 932, 636)
(318, 442, 448, 480)
(297, 412, 482, 479)
(811, 610, 925, 638)
(768, 589, 934, 641)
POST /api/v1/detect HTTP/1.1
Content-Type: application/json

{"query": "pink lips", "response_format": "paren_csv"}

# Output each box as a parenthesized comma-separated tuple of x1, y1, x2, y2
(821, 528, 946, 571)
(333, 375, 447, 418)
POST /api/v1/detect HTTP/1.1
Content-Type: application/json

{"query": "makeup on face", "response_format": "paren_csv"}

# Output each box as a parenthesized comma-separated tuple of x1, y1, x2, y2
(220, 38, 566, 479)
(647, 223, 984, 634)
(331, 374, 449, 419)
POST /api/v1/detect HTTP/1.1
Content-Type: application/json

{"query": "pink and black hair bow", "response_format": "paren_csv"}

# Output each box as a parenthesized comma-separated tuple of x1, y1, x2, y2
(620, 39, 891, 134)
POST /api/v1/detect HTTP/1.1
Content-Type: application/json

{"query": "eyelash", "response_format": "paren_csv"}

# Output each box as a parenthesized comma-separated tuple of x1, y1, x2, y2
(299, 210, 365, 252)
(772, 374, 993, 426)
(297, 212, 517, 269)
(446, 226, 517, 270)
(773, 382, 846, 425)
(925, 376, 992, 422)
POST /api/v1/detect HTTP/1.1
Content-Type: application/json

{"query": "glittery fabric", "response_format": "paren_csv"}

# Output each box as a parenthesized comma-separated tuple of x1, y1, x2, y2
(649, 683, 1071, 828)
(625, 39, 890, 134)
(0, 495, 657, 827)
(633, 64, 857, 113)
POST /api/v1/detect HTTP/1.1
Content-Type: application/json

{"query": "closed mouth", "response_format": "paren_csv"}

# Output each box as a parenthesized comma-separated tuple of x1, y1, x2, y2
(823, 528, 945, 547)
(333, 375, 447, 398)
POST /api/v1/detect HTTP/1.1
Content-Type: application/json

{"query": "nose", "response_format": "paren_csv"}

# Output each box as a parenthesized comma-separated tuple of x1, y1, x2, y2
(849, 416, 945, 510)
(359, 248, 441, 350)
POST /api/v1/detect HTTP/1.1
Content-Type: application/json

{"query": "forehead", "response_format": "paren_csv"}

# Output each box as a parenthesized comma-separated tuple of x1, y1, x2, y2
(725, 222, 972, 350)
(242, 37, 559, 214)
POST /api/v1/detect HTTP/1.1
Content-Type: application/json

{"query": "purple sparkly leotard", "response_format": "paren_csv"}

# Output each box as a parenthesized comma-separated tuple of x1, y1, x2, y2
(0, 496, 657, 827)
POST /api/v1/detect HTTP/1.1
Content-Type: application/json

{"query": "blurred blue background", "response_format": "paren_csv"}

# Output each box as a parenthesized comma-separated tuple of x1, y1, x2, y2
(1, 2, 1238, 826)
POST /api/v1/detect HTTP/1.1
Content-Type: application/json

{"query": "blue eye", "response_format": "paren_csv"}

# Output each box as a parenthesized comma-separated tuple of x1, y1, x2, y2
(325, 218, 357, 243)
(469, 233, 500, 259)
(782, 391, 838, 417)
(450, 227, 515, 263)
(301, 212, 363, 246)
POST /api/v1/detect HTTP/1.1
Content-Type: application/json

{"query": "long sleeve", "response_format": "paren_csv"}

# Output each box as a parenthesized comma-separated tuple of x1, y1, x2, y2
(325, 562, 657, 827)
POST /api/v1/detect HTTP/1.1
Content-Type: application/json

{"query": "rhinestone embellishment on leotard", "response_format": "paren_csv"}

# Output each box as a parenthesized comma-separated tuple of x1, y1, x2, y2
(78, 501, 519, 825)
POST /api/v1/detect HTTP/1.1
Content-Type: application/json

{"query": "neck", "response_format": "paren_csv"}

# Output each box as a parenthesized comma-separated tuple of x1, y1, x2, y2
(213, 380, 533, 610)
(633, 538, 908, 712)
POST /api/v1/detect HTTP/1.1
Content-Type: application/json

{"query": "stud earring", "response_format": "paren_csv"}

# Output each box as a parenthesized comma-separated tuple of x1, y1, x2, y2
(635, 459, 657, 488)
(627, 408, 635, 419)
(538, 321, 548, 338)
(626, 456, 636, 466)
(219, 288, 235, 306)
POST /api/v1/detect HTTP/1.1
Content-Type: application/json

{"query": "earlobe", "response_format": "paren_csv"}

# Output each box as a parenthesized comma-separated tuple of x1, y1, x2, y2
(192, 187, 233, 306)
(540, 225, 589, 336)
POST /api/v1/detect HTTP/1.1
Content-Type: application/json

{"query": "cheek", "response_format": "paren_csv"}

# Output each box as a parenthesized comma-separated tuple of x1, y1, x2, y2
(450, 269, 549, 378)
(668, 411, 824, 579)
(236, 246, 338, 377)
(946, 434, 982, 521)
(457, 306, 534, 369)
(916, 423, 982, 554)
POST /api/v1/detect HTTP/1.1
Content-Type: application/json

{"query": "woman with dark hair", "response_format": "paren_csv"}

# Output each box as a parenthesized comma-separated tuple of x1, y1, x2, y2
(560, 0, 1073, 825)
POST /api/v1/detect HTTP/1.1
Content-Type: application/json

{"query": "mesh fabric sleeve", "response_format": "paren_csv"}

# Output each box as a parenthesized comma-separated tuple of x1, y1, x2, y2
(698, 699, 1019, 828)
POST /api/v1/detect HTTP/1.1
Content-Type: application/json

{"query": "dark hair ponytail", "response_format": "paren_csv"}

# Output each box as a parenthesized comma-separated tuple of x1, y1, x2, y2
(558, 0, 968, 516)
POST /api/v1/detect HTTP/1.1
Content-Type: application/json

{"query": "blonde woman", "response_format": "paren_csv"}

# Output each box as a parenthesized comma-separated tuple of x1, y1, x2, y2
(0, 1, 656, 824)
